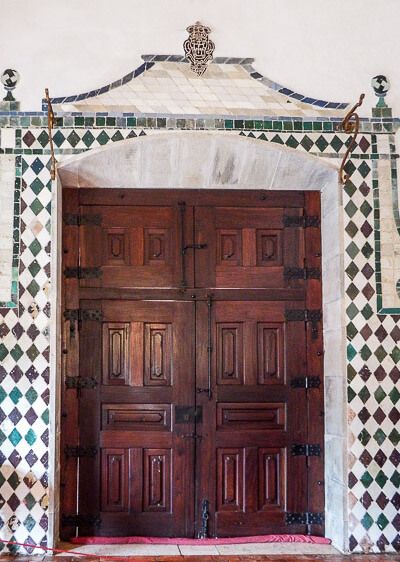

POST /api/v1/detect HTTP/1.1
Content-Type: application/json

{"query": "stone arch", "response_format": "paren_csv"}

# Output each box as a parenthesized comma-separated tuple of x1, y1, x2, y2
(58, 130, 338, 190)
(53, 131, 348, 551)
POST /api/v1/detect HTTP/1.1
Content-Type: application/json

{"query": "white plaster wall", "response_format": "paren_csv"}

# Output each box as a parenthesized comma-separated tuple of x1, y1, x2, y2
(0, 153, 16, 302)
(1, 0, 399, 114)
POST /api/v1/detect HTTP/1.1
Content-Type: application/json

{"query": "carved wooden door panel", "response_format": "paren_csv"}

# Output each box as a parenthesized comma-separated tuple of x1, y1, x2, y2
(196, 300, 308, 536)
(77, 299, 195, 537)
(76, 204, 193, 289)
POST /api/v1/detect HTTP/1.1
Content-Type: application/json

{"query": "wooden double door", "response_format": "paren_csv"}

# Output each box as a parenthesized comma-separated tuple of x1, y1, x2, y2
(61, 189, 324, 539)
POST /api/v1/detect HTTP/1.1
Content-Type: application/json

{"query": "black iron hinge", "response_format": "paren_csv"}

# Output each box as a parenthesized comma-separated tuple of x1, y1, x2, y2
(283, 215, 320, 228)
(63, 213, 102, 226)
(285, 309, 322, 340)
(65, 376, 98, 390)
(286, 512, 324, 525)
(291, 444, 322, 457)
(62, 514, 101, 527)
(284, 267, 321, 281)
(64, 266, 102, 279)
(64, 445, 98, 458)
(64, 309, 103, 322)
(291, 376, 321, 389)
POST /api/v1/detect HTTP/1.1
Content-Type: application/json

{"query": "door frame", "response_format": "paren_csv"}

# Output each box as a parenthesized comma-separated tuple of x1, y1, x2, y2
(49, 132, 347, 551)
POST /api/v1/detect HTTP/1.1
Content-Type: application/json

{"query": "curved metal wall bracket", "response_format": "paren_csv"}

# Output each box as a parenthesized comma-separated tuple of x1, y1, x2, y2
(45, 88, 57, 180)
(337, 93, 365, 184)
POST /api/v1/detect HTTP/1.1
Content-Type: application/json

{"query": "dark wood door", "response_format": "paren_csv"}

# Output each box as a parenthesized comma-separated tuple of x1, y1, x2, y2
(77, 299, 195, 537)
(61, 189, 324, 539)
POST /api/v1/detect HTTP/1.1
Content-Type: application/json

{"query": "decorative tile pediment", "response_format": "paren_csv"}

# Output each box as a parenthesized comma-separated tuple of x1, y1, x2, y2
(44, 55, 349, 117)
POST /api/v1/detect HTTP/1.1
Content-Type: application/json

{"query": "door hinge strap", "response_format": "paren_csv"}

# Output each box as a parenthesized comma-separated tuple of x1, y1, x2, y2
(283, 215, 320, 228)
(64, 267, 102, 279)
(62, 514, 101, 527)
(284, 267, 321, 281)
(291, 444, 322, 457)
(286, 512, 324, 525)
(291, 376, 321, 389)
(64, 445, 98, 458)
(64, 309, 103, 322)
(65, 376, 98, 390)
(285, 309, 322, 340)
(63, 213, 102, 226)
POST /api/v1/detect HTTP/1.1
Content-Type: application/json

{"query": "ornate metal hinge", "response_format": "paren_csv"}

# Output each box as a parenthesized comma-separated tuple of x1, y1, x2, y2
(284, 267, 321, 281)
(286, 512, 324, 525)
(197, 499, 210, 539)
(62, 514, 101, 527)
(291, 376, 321, 389)
(63, 213, 102, 226)
(285, 309, 322, 340)
(65, 376, 98, 390)
(64, 267, 102, 279)
(283, 215, 320, 228)
(64, 309, 103, 322)
(64, 445, 98, 458)
(291, 444, 322, 457)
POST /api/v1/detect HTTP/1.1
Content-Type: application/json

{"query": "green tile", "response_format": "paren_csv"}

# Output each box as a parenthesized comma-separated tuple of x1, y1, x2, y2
(373, 428, 386, 445)
(377, 513, 389, 530)
(25, 387, 38, 405)
(388, 428, 399, 446)
(10, 344, 23, 362)
(9, 428, 22, 446)
(361, 512, 373, 529)
(374, 387, 386, 403)
(9, 387, 22, 404)
(25, 429, 36, 446)
(359, 386, 371, 403)
(347, 343, 357, 361)
(0, 343, 8, 361)
(375, 470, 388, 488)
(360, 471, 373, 488)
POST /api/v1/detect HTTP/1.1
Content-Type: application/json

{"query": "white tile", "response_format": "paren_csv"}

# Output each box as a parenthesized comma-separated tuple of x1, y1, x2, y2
(216, 543, 339, 555)
(65, 544, 180, 556)
(179, 545, 219, 555)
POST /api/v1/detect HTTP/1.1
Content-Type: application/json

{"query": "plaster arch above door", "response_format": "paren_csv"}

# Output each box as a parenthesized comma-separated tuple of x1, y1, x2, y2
(57, 130, 338, 191)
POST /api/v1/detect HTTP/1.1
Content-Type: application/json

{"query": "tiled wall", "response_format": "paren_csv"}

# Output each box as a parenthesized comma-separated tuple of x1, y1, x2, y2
(0, 112, 399, 554)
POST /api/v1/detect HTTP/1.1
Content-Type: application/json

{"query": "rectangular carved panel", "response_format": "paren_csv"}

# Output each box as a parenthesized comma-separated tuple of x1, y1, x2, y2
(103, 228, 130, 265)
(217, 229, 242, 266)
(217, 403, 286, 431)
(144, 323, 172, 386)
(102, 404, 171, 431)
(256, 230, 282, 266)
(217, 323, 243, 385)
(143, 449, 171, 512)
(217, 448, 244, 512)
(144, 229, 169, 265)
(101, 448, 129, 512)
(258, 448, 285, 511)
(103, 323, 130, 385)
(257, 323, 284, 384)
